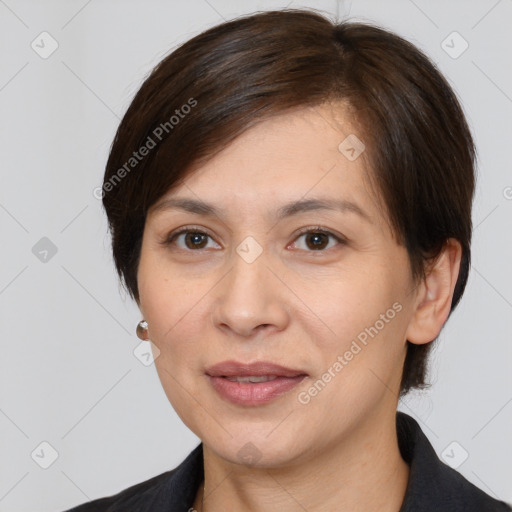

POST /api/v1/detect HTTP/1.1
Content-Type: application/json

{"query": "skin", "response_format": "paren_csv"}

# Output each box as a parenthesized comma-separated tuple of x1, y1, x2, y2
(136, 103, 462, 511)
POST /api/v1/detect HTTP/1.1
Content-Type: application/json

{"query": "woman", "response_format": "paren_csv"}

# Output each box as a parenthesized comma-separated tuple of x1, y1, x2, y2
(64, 8, 511, 512)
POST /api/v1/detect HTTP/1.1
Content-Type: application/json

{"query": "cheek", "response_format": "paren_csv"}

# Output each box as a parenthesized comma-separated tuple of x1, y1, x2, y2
(305, 265, 410, 393)
(138, 248, 199, 345)
(139, 263, 209, 429)
(306, 264, 403, 342)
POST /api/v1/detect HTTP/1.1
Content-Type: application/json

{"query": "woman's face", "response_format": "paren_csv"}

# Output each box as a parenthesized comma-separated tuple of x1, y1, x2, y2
(137, 104, 419, 467)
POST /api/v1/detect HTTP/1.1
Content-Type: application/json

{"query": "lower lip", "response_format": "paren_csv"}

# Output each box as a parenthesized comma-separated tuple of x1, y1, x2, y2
(208, 375, 307, 406)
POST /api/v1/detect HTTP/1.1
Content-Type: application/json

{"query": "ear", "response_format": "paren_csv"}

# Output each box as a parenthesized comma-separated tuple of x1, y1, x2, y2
(406, 238, 462, 345)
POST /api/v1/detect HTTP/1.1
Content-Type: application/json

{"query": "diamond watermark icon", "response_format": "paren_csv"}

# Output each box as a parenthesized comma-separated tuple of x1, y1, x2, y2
(236, 442, 262, 464)
(236, 236, 263, 264)
(32, 237, 58, 263)
(31, 31, 59, 59)
(441, 31, 468, 59)
(31, 441, 59, 469)
(441, 441, 469, 469)
(133, 340, 161, 366)
(338, 134, 365, 161)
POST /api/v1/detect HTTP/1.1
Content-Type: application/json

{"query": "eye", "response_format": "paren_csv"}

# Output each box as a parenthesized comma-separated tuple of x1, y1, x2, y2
(289, 227, 346, 251)
(162, 226, 346, 252)
(164, 227, 221, 251)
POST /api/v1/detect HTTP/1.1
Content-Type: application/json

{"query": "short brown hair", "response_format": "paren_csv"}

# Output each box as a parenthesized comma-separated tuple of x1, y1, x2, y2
(102, 8, 476, 396)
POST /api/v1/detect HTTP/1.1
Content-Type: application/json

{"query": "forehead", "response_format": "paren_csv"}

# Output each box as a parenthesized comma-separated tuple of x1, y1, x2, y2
(149, 103, 383, 225)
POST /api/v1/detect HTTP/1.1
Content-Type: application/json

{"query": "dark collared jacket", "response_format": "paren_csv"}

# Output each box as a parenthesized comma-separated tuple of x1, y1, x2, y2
(63, 412, 511, 511)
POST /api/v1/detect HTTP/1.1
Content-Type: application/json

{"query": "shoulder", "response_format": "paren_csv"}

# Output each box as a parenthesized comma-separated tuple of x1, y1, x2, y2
(397, 412, 512, 511)
(62, 469, 176, 512)
(61, 443, 204, 512)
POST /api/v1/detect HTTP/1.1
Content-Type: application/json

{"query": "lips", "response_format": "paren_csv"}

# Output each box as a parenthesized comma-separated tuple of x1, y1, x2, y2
(205, 360, 307, 378)
(205, 360, 308, 406)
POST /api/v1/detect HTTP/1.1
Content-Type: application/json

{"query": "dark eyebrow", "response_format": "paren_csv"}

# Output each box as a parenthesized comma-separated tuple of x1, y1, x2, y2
(276, 197, 370, 222)
(151, 197, 371, 223)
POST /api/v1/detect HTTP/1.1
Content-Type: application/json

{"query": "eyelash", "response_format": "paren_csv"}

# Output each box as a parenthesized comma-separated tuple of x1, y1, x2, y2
(161, 225, 347, 253)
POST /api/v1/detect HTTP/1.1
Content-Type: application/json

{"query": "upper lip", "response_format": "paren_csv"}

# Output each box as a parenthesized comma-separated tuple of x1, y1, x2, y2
(205, 360, 307, 378)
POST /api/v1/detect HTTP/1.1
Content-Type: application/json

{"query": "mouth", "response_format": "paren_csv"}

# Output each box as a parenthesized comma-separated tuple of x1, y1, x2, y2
(224, 375, 279, 383)
(205, 360, 307, 378)
(205, 360, 308, 406)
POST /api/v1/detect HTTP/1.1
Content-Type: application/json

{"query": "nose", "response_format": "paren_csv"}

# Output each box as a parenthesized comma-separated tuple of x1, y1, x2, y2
(211, 249, 290, 339)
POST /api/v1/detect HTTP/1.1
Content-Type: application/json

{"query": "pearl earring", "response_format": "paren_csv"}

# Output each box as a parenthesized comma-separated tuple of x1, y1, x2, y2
(136, 320, 149, 341)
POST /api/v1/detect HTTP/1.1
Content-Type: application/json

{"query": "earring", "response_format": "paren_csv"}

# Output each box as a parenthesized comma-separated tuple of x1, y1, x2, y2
(136, 320, 149, 341)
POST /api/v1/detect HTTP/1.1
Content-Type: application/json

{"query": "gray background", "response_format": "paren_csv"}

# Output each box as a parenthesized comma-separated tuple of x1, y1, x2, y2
(0, 0, 511, 510)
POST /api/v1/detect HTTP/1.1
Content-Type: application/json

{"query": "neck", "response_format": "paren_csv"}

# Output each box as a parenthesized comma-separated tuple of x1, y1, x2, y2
(193, 409, 410, 512)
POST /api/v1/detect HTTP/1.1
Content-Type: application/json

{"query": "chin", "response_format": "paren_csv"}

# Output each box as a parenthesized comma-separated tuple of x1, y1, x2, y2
(200, 425, 312, 469)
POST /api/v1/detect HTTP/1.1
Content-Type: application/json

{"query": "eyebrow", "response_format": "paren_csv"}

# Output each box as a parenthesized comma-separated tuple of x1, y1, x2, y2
(151, 196, 371, 223)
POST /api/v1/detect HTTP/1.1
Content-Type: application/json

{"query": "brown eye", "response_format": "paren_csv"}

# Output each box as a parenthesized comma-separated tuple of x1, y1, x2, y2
(304, 232, 330, 250)
(183, 232, 209, 249)
(165, 228, 221, 251)
(291, 229, 346, 252)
